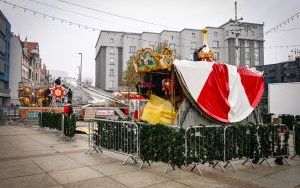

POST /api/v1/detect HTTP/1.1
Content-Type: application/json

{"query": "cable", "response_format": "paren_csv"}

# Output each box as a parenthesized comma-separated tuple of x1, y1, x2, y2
(55, 0, 180, 30)
(1, 0, 100, 31)
(27, 0, 147, 31)
(2, 0, 299, 51)
(265, 11, 300, 35)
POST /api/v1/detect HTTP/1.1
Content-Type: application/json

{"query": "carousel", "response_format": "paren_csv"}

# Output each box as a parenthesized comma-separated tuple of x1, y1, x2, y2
(18, 78, 73, 120)
(130, 29, 264, 127)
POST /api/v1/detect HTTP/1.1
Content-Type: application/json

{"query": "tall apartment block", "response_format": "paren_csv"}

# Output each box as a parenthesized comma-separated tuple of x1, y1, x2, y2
(95, 20, 264, 91)
(0, 11, 11, 105)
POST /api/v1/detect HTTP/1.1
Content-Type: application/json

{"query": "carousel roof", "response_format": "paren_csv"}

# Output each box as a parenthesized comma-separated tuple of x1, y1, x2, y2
(174, 60, 264, 123)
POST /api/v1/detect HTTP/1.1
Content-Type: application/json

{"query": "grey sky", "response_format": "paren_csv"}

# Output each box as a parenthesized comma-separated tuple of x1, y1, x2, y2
(1, 0, 300, 83)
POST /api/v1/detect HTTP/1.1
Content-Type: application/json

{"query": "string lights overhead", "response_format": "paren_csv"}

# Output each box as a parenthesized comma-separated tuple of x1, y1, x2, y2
(0, 0, 100, 32)
(264, 11, 300, 36)
(1, 0, 299, 51)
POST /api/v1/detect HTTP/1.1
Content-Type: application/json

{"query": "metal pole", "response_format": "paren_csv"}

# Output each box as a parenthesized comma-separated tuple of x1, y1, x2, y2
(78, 52, 82, 84)
(234, 1, 239, 66)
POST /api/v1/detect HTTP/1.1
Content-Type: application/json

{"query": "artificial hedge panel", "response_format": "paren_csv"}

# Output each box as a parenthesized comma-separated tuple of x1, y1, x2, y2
(95, 121, 138, 155)
(64, 114, 76, 138)
(294, 122, 300, 155)
(139, 124, 185, 168)
(92, 120, 292, 168)
(40, 112, 62, 130)
(39, 112, 76, 138)
(280, 114, 295, 130)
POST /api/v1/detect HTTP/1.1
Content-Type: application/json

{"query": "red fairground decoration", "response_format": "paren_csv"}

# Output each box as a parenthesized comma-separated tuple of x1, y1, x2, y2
(51, 85, 65, 99)
(174, 60, 264, 123)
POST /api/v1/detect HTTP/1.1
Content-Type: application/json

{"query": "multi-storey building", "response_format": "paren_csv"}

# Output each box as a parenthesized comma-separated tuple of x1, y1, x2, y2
(95, 20, 264, 91)
(256, 57, 300, 84)
(9, 34, 49, 105)
(0, 11, 11, 106)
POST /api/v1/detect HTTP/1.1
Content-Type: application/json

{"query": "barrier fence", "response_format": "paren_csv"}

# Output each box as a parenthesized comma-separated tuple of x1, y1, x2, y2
(39, 112, 76, 139)
(294, 122, 300, 157)
(86, 119, 140, 165)
(0, 106, 19, 124)
(86, 119, 294, 175)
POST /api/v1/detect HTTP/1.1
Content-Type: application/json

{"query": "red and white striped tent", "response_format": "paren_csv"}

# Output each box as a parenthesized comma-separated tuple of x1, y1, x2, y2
(174, 60, 264, 123)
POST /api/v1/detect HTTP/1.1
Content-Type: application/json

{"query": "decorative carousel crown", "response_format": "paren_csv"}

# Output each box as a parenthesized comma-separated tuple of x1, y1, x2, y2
(130, 47, 174, 72)
(193, 28, 214, 61)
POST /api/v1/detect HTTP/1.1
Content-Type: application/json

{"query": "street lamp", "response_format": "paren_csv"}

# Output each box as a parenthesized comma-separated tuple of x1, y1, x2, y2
(78, 52, 82, 84)
(230, 2, 243, 66)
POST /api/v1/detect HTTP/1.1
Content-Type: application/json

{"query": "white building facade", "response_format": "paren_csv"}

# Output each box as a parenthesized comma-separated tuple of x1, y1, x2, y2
(95, 21, 264, 91)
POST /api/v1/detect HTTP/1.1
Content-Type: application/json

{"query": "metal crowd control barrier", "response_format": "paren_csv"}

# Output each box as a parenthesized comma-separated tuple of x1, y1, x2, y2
(39, 112, 70, 141)
(223, 125, 259, 171)
(258, 124, 290, 167)
(85, 120, 103, 154)
(291, 124, 298, 159)
(162, 125, 181, 175)
(0, 106, 19, 125)
(185, 125, 225, 175)
(86, 119, 140, 165)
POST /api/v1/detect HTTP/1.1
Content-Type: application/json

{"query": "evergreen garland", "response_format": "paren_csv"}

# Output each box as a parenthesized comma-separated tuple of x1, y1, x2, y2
(64, 114, 76, 138)
(92, 119, 293, 167)
(279, 114, 295, 131)
(295, 122, 300, 155)
(39, 112, 76, 138)
(139, 124, 185, 168)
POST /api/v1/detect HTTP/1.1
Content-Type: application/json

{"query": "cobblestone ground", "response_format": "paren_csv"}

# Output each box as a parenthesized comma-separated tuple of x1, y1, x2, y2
(0, 124, 299, 188)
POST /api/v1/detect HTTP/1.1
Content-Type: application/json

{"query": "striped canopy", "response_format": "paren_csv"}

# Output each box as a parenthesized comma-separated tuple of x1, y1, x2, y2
(174, 60, 264, 123)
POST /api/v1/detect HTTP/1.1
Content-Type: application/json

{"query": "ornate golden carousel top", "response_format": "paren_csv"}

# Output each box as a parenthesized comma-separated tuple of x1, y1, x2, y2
(130, 47, 174, 72)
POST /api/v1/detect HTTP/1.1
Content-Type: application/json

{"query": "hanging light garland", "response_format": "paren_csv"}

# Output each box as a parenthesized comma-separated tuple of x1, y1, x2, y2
(1, 0, 299, 51)
(0, 0, 100, 32)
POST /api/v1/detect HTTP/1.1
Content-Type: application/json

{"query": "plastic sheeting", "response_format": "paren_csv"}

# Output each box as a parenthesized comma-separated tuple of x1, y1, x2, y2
(140, 94, 176, 125)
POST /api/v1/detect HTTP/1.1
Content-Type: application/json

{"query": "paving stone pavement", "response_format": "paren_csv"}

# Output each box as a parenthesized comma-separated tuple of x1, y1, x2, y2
(0, 124, 300, 188)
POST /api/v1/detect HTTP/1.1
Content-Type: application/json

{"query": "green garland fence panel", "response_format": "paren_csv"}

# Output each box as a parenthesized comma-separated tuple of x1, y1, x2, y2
(185, 125, 224, 166)
(224, 123, 260, 162)
(295, 122, 300, 155)
(39, 112, 76, 138)
(139, 124, 185, 168)
(92, 119, 139, 164)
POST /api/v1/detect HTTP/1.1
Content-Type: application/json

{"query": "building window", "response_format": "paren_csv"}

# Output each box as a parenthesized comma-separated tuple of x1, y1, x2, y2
(213, 40, 219, 48)
(109, 48, 115, 55)
(191, 42, 196, 49)
(245, 52, 250, 60)
(244, 40, 249, 47)
(245, 60, 250, 67)
(129, 46, 136, 53)
(214, 31, 218, 38)
(170, 43, 176, 50)
(109, 80, 114, 89)
(110, 58, 114, 63)
(251, 31, 254, 36)
(254, 52, 259, 61)
(192, 33, 196, 38)
(214, 52, 220, 60)
(226, 31, 229, 36)
(109, 69, 114, 76)
(171, 35, 174, 40)
(245, 30, 249, 36)
(109, 38, 114, 43)
(254, 41, 259, 48)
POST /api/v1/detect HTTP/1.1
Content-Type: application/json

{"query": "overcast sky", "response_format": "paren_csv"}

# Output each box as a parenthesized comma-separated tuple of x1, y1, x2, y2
(1, 0, 300, 84)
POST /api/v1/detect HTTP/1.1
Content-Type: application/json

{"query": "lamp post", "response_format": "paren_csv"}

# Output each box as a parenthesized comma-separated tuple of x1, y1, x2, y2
(230, 2, 243, 66)
(78, 52, 82, 84)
